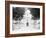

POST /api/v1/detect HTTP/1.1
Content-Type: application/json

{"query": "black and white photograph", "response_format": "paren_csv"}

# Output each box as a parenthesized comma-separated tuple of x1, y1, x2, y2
(12, 7, 40, 33)
(10, 4, 43, 34)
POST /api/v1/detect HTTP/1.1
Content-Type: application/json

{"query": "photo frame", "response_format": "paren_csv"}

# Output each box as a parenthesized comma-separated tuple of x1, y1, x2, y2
(5, 1, 45, 37)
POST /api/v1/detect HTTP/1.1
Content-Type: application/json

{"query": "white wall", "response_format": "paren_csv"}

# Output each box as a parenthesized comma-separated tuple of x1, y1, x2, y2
(0, 0, 5, 37)
(0, 0, 46, 38)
